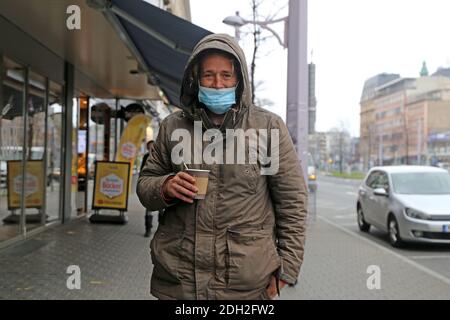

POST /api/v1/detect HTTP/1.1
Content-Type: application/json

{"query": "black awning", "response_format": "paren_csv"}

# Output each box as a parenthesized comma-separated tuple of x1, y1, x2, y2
(109, 0, 211, 106)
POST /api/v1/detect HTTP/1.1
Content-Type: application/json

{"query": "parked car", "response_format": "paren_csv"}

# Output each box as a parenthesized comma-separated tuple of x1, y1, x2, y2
(356, 166, 450, 247)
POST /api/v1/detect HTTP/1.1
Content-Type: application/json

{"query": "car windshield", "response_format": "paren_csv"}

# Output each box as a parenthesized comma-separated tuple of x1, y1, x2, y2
(391, 172, 450, 195)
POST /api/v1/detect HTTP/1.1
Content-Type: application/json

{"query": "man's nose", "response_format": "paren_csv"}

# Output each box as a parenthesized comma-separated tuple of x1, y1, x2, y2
(212, 74, 225, 89)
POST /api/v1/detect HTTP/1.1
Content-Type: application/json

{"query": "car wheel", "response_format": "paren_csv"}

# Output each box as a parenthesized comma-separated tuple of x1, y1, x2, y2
(357, 205, 370, 232)
(388, 216, 404, 248)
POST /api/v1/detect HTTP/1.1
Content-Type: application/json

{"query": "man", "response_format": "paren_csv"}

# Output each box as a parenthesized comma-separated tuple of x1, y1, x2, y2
(137, 33, 308, 300)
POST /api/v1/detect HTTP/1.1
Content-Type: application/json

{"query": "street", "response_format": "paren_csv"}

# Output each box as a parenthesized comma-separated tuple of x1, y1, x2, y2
(279, 173, 450, 299)
(316, 173, 450, 279)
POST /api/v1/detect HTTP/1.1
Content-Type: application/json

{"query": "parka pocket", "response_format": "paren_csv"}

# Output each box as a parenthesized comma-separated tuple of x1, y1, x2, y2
(150, 229, 185, 284)
(225, 228, 281, 290)
(242, 164, 260, 192)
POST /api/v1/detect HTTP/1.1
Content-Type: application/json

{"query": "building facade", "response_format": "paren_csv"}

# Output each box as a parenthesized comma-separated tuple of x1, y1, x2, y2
(360, 72, 450, 170)
(0, 0, 195, 246)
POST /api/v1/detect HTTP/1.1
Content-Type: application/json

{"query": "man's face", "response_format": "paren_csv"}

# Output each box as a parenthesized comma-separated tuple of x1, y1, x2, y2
(199, 54, 238, 89)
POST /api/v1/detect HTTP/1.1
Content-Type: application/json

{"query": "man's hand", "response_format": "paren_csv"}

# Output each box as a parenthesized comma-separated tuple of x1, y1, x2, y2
(162, 172, 198, 203)
(265, 276, 287, 299)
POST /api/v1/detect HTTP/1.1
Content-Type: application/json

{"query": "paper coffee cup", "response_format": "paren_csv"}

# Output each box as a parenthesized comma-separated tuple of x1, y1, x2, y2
(185, 169, 210, 200)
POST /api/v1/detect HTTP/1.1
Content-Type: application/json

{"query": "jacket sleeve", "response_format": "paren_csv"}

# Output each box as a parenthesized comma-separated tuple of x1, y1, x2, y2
(140, 153, 149, 173)
(267, 116, 308, 285)
(136, 118, 176, 211)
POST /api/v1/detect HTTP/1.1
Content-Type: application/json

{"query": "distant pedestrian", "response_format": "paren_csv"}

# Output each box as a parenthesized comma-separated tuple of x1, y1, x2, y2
(140, 140, 162, 237)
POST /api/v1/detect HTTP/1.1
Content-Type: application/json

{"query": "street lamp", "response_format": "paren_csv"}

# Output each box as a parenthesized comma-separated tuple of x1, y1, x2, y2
(222, 0, 309, 184)
(222, 11, 288, 48)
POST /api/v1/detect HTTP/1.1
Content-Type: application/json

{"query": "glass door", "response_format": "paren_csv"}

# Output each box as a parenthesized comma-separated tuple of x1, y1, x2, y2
(22, 69, 47, 233)
(0, 57, 26, 242)
(0, 56, 64, 245)
(45, 80, 63, 223)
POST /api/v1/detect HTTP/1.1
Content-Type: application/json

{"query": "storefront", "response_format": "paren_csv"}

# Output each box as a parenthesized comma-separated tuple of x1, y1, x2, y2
(0, 0, 209, 246)
(0, 56, 64, 243)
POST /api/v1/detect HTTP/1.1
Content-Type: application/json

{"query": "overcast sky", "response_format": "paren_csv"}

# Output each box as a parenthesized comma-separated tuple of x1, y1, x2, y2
(190, 0, 450, 137)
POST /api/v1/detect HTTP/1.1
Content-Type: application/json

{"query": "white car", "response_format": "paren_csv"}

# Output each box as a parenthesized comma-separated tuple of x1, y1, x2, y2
(356, 166, 450, 247)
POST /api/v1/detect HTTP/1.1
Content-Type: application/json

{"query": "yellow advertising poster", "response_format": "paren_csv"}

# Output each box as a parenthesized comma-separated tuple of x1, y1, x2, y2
(116, 114, 151, 194)
(7, 160, 44, 210)
(92, 161, 130, 211)
(116, 114, 151, 163)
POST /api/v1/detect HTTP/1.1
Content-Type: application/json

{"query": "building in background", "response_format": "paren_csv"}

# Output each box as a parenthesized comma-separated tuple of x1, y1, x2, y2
(359, 73, 400, 171)
(359, 67, 450, 170)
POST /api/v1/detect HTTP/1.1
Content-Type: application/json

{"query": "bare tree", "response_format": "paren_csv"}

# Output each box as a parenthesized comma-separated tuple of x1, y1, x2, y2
(249, 0, 261, 105)
(246, 0, 287, 107)
(329, 123, 351, 174)
(253, 80, 274, 108)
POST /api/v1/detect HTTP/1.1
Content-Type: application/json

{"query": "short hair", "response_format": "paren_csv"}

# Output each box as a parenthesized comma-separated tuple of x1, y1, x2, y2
(197, 49, 239, 76)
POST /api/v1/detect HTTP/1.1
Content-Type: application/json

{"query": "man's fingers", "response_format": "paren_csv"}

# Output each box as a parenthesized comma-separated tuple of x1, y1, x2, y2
(178, 172, 196, 184)
(266, 288, 276, 299)
(265, 276, 278, 299)
(172, 189, 194, 203)
(176, 175, 198, 193)
(174, 184, 197, 199)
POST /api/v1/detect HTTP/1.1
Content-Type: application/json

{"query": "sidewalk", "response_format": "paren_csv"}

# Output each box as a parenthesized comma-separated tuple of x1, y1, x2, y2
(0, 193, 156, 300)
(1, 194, 449, 299)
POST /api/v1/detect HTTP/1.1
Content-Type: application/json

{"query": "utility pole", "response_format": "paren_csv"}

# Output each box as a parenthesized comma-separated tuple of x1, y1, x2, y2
(223, 1, 309, 182)
(286, 0, 308, 183)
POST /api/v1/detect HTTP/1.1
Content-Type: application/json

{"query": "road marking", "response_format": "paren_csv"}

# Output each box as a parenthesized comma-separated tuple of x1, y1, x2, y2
(317, 202, 335, 208)
(409, 255, 450, 260)
(334, 214, 355, 219)
(346, 191, 358, 196)
(318, 215, 450, 286)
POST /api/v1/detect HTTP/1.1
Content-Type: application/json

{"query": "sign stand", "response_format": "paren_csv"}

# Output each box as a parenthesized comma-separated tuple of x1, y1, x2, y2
(89, 161, 131, 225)
(89, 209, 129, 225)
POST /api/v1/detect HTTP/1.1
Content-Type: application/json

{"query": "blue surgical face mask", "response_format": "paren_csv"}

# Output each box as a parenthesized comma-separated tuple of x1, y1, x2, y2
(198, 84, 237, 115)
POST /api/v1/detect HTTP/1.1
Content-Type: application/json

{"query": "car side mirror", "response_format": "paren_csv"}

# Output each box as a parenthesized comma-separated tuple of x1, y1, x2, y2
(373, 188, 388, 197)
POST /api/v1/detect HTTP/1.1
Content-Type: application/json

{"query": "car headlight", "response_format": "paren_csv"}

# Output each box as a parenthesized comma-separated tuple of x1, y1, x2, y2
(405, 208, 431, 220)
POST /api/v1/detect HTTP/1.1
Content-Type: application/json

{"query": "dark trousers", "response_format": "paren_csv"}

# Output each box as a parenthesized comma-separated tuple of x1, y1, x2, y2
(145, 210, 164, 232)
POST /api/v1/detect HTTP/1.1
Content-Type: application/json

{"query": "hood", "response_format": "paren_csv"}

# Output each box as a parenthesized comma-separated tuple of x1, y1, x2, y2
(395, 194, 450, 215)
(179, 33, 252, 120)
